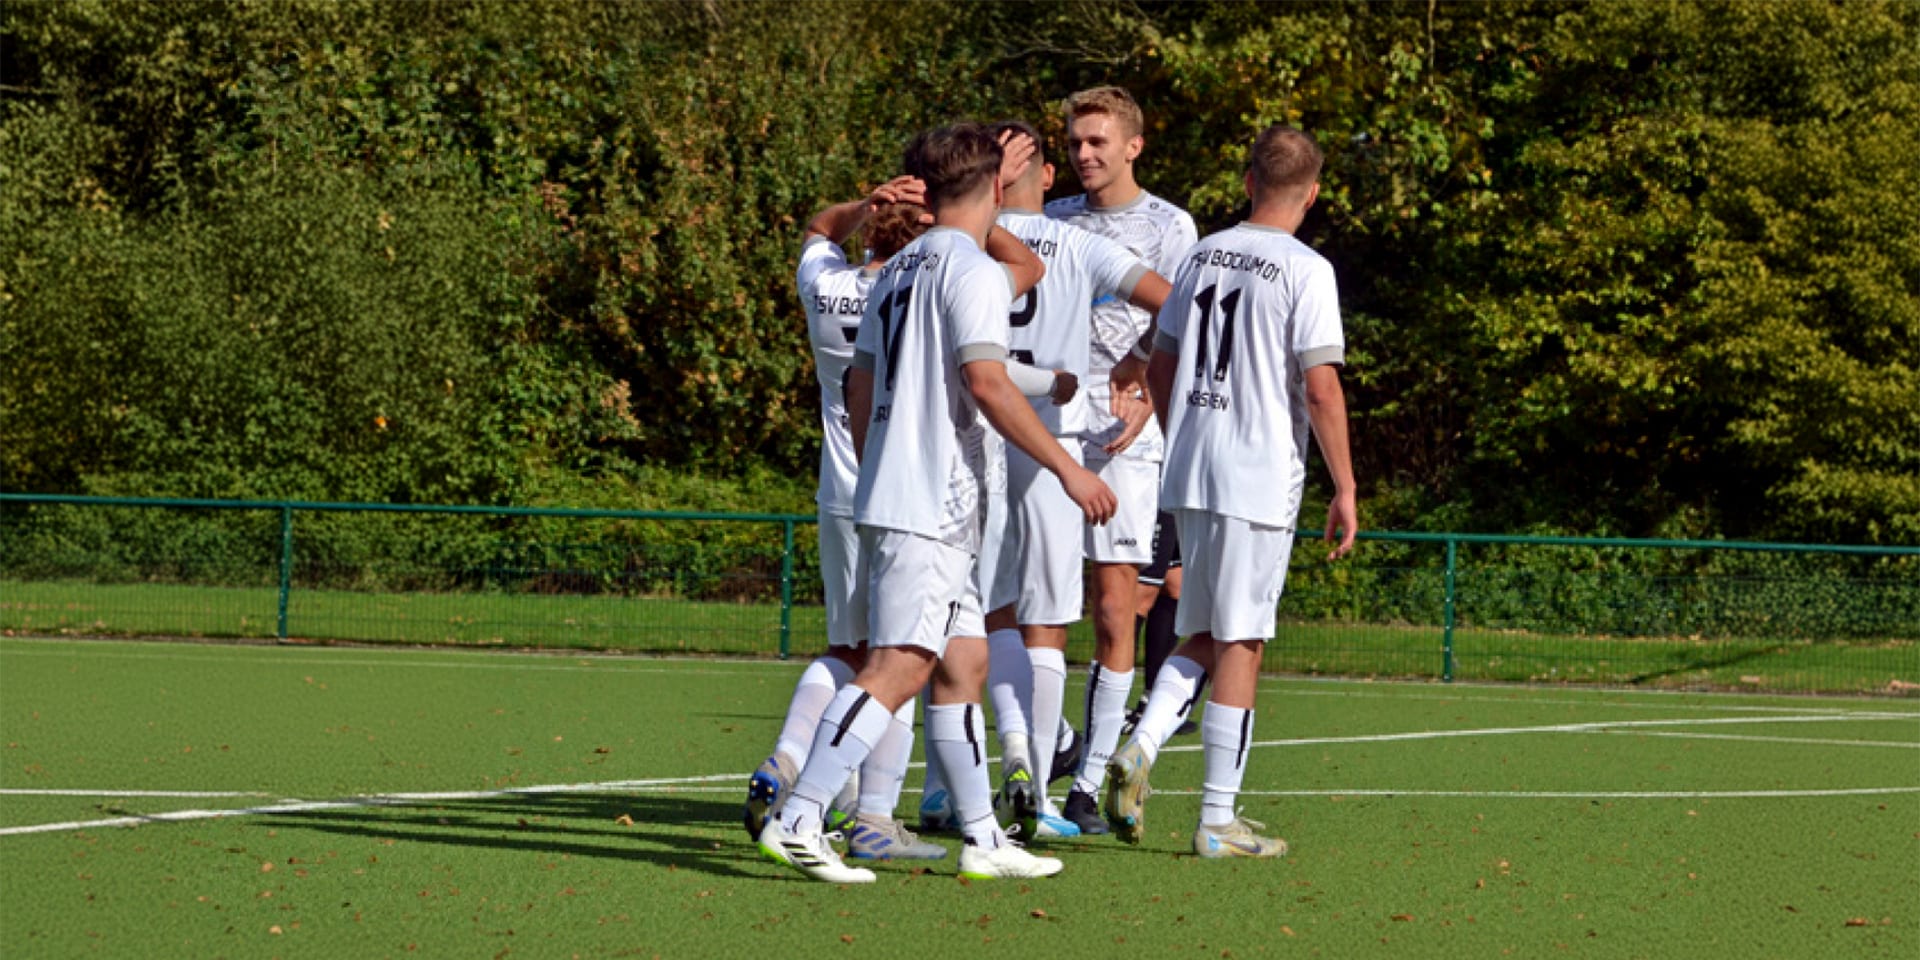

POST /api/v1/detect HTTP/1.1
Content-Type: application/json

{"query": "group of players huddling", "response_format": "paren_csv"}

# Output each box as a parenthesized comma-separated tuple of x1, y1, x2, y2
(743, 87, 1357, 883)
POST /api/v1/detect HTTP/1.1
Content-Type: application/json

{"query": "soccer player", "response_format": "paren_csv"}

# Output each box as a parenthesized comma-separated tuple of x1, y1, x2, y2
(1044, 86, 1199, 827)
(743, 178, 945, 861)
(1126, 510, 1197, 739)
(982, 119, 1171, 838)
(758, 124, 1116, 883)
(1105, 124, 1357, 858)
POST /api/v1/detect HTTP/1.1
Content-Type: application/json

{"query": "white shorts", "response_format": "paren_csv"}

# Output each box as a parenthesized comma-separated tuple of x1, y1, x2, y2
(977, 431, 1018, 612)
(817, 512, 865, 648)
(861, 525, 974, 656)
(1172, 509, 1295, 642)
(1082, 453, 1159, 566)
(1000, 436, 1086, 624)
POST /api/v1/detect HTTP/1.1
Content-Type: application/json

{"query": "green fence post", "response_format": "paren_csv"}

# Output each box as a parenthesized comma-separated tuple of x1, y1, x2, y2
(276, 505, 294, 641)
(778, 518, 795, 659)
(1442, 538, 1457, 682)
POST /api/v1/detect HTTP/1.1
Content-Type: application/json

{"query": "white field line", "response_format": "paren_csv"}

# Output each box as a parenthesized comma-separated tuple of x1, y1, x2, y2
(1594, 730, 1920, 749)
(5, 713, 1916, 838)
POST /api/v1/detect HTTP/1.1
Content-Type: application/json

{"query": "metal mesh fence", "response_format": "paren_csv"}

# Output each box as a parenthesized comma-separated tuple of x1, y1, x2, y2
(3, 495, 1915, 695)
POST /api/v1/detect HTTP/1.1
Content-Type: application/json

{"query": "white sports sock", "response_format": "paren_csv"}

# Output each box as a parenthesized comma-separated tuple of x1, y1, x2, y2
(1072, 665, 1133, 796)
(774, 655, 855, 766)
(1025, 647, 1067, 815)
(1056, 713, 1074, 742)
(919, 682, 949, 805)
(780, 684, 891, 835)
(928, 702, 1007, 850)
(858, 698, 915, 819)
(1131, 655, 1206, 765)
(1200, 702, 1253, 828)
(986, 628, 1032, 740)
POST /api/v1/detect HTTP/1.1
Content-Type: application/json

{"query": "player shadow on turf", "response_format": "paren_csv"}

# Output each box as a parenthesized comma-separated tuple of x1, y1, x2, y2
(1621, 643, 1798, 685)
(253, 792, 770, 879)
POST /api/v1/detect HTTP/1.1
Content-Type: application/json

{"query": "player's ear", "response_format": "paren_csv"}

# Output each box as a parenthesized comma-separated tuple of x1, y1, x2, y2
(1041, 163, 1055, 192)
(1304, 181, 1321, 210)
(1125, 134, 1143, 163)
(1243, 169, 1256, 202)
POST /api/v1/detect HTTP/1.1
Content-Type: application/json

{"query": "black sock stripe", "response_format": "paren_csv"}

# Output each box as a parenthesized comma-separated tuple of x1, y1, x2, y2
(830, 691, 872, 748)
(964, 703, 980, 766)
(1085, 662, 1101, 726)
(1179, 672, 1209, 717)
(1235, 709, 1251, 769)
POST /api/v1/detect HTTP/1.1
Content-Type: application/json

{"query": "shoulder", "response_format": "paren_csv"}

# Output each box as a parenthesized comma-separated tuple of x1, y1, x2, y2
(1044, 195, 1087, 219)
(1141, 192, 1196, 232)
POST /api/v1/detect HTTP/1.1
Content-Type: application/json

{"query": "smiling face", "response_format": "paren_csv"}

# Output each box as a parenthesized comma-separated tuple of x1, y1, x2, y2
(1066, 112, 1143, 199)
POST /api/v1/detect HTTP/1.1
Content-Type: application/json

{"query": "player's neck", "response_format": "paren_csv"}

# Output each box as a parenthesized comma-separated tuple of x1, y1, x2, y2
(1086, 177, 1142, 210)
(1001, 187, 1045, 214)
(933, 196, 998, 246)
(1246, 202, 1306, 235)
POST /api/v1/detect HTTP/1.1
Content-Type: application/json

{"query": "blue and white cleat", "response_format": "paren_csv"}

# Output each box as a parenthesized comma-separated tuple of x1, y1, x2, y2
(847, 815, 949, 860)
(1034, 809, 1082, 839)
(919, 788, 959, 833)
(743, 752, 797, 840)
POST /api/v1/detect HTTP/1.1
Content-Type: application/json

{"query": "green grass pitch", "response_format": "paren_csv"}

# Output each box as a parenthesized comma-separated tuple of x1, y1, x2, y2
(2, 637, 1915, 958)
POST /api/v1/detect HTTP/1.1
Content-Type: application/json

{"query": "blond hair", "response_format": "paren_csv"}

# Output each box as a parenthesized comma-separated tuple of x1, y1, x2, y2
(1062, 86, 1144, 139)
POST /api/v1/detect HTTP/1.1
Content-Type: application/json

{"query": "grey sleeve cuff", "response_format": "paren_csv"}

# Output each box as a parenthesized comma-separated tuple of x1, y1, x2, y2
(1299, 345, 1345, 369)
(1114, 263, 1150, 302)
(1153, 330, 1181, 354)
(956, 342, 1007, 365)
(1001, 359, 1055, 397)
(852, 349, 876, 371)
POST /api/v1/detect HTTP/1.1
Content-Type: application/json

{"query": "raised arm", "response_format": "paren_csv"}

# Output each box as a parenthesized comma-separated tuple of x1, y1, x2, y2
(804, 176, 929, 244)
(1305, 363, 1357, 560)
(983, 225, 1045, 298)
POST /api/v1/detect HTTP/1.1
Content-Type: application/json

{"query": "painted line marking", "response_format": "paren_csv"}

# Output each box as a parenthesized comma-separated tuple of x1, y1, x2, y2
(7, 713, 1916, 837)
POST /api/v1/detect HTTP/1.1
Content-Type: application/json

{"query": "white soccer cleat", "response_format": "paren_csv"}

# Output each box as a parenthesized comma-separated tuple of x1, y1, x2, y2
(1193, 815, 1289, 859)
(1104, 740, 1153, 844)
(957, 840, 1065, 880)
(757, 815, 876, 884)
(1033, 810, 1082, 839)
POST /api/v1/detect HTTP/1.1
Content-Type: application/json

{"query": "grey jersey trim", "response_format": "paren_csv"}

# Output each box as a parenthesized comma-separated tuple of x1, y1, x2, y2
(956, 342, 1008, 365)
(1299, 345, 1345, 369)
(1115, 263, 1151, 303)
(1153, 330, 1181, 354)
(852, 349, 877, 371)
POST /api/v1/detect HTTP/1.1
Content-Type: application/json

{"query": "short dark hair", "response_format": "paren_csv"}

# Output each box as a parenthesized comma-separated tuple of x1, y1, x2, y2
(1248, 125, 1323, 198)
(865, 201, 929, 260)
(902, 123, 1002, 208)
(989, 119, 1047, 168)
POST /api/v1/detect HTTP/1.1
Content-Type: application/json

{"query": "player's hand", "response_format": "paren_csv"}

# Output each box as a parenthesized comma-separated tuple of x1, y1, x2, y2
(1061, 464, 1117, 525)
(870, 176, 929, 220)
(997, 130, 1036, 189)
(1049, 370, 1078, 406)
(1323, 489, 1358, 561)
(1104, 389, 1153, 455)
(1107, 354, 1148, 413)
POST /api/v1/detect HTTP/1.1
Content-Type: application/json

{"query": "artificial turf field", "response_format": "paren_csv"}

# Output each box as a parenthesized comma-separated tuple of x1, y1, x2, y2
(1, 637, 1914, 959)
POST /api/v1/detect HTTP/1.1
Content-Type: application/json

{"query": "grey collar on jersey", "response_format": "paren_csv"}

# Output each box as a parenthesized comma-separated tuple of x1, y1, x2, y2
(1237, 222, 1294, 235)
(1000, 206, 1045, 216)
(1080, 191, 1151, 214)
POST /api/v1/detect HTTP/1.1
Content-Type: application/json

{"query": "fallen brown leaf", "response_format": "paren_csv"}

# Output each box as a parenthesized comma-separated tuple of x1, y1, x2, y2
(1846, 918, 1869, 927)
(615, 815, 634, 826)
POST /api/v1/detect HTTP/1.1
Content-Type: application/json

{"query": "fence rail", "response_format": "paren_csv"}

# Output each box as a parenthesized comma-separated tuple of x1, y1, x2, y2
(3, 493, 1915, 695)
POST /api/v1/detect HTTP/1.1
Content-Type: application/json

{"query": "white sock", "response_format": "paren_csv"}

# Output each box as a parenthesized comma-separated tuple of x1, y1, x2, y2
(919, 683, 947, 804)
(774, 656, 855, 766)
(1073, 664, 1133, 796)
(858, 698, 915, 820)
(928, 702, 1007, 850)
(1131, 655, 1206, 765)
(1200, 702, 1253, 828)
(986, 628, 1031, 742)
(1056, 713, 1074, 742)
(780, 685, 891, 835)
(1026, 647, 1067, 815)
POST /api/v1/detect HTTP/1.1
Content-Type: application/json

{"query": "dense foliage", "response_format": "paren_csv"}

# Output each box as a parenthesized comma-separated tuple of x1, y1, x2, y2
(4, 0, 1916, 544)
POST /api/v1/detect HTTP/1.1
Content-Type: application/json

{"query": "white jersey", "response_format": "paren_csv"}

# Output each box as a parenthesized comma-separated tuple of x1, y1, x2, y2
(798, 236, 879, 517)
(1156, 223, 1345, 528)
(1045, 190, 1197, 461)
(852, 227, 1014, 553)
(995, 209, 1150, 437)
